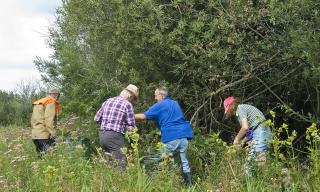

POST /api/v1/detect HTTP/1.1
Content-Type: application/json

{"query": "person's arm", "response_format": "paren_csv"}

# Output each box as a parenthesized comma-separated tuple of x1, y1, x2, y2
(94, 104, 104, 124)
(45, 103, 57, 138)
(135, 113, 147, 120)
(135, 102, 160, 121)
(126, 104, 136, 132)
(233, 118, 249, 144)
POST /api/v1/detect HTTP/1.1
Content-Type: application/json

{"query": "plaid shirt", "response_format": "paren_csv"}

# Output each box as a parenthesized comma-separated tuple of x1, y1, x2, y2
(94, 96, 135, 134)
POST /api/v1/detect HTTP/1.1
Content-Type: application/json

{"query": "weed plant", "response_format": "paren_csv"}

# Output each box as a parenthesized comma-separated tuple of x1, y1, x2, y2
(0, 115, 319, 191)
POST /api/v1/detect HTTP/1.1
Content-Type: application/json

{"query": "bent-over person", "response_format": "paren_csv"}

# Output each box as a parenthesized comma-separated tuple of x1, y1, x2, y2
(224, 96, 272, 176)
(94, 84, 138, 170)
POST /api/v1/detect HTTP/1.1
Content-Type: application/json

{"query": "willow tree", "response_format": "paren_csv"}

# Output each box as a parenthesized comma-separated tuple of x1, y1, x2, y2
(35, 0, 320, 135)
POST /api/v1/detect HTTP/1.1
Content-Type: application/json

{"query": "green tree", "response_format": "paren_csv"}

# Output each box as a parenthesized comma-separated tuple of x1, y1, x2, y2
(35, 0, 320, 135)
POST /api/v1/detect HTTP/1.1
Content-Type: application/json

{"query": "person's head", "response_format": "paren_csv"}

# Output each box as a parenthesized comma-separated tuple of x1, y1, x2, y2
(48, 89, 60, 100)
(120, 84, 139, 102)
(154, 86, 168, 102)
(224, 96, 240, 119)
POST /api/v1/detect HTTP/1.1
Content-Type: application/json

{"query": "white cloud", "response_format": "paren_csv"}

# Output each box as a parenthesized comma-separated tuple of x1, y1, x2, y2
(0, 0, 61, 91)
(0, 68, 41, 91)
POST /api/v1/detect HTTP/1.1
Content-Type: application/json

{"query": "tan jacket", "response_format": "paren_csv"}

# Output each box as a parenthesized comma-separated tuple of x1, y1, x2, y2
(31, 96, 59, 139)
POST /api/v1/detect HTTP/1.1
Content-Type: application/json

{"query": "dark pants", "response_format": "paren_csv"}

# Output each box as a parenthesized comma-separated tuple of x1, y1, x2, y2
(33, 139, 55, 153)
(99, 130, 126, 170)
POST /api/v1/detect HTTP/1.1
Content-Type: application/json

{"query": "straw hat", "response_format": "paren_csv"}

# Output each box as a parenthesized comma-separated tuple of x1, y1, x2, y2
(125, 84, 139, 98)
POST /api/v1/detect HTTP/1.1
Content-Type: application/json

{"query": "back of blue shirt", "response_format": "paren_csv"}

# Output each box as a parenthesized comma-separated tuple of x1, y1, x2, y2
(144, 97, 193, 143)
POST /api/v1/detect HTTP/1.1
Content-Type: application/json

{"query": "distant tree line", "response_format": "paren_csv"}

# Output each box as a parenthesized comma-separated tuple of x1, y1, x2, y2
(0, 80, 45, 126)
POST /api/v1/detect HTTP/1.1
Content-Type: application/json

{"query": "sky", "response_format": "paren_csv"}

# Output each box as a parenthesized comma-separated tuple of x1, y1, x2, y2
(0, 0, 62, 92)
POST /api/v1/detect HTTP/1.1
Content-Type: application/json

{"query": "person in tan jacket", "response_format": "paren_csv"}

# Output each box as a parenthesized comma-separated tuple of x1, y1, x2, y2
(31, 89, 60, 153)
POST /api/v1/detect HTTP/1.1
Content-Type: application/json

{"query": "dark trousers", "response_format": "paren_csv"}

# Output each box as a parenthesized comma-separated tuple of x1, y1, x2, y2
(99, 130, 126, 170)
(33, 139, 55, 153)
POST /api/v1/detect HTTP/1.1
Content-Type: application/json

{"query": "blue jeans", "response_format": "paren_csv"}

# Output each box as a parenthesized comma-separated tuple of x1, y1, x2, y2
(245, 126, 272, 176)
(252, 126, 272, 152)
(161, 138, 190, 173)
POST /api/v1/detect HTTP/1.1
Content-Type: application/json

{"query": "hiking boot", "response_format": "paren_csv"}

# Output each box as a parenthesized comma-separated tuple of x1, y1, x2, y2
(182, 172, 192, 186)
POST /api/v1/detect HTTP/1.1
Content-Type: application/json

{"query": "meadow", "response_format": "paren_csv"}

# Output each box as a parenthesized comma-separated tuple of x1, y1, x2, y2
(0, 116, 319, 192)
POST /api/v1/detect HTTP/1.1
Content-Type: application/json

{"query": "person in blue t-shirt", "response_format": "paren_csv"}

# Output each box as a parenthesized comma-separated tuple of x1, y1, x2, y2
(135, 86, 193, 186)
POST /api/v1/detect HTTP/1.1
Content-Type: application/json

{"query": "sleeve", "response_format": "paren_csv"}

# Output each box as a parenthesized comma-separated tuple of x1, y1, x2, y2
(143, 103, 160, 121)
(44, 102, 57, 138)
(94, 103, 104, 123)
(236, 107, 248, 126)
(125, 103, 136, 132)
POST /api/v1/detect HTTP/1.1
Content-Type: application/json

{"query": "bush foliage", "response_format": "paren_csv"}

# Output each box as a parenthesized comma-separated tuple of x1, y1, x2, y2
(32, 0, 320, 135)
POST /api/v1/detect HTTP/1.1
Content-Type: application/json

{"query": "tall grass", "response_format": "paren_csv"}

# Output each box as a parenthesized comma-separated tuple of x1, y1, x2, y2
(0, 118, 319, 191)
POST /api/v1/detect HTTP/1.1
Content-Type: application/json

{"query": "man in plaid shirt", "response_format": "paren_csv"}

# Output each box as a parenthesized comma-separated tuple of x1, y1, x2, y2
(94, 84, 139, 170)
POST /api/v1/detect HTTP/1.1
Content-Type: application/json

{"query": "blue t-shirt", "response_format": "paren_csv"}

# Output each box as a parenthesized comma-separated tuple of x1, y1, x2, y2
(144, 97, 193, 143)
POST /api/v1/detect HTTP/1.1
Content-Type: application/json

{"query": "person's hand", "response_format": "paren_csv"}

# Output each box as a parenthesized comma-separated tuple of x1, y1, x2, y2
(241, 140, 245, 147)
(241, 137, 249, 147)
(49, 131, 57, 140)
(233, 137, 240, 145)
(244, 141, 253, 152)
